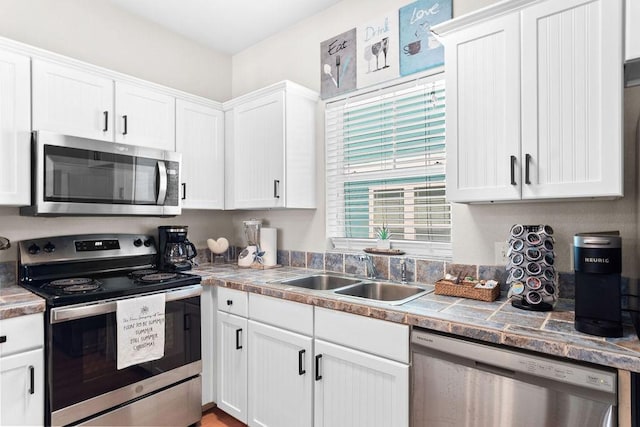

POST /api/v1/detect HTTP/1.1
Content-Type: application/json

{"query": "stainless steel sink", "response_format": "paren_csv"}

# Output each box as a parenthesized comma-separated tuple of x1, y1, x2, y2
(278, 273, 362, 290)
(334, 281, 429, 305)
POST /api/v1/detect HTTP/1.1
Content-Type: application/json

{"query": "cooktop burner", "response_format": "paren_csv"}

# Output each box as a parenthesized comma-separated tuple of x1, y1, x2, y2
(49, 277, 95, 287)
(138, 273, 178, 283)
(129, 269, 159, 279)
(62, 283, 101, 293)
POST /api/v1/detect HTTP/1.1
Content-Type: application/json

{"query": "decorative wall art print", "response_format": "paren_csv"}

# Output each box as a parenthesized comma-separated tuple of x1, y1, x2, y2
(399, 0, 452, 76)
(356, 12, 399, 89)
(320, 28, 357, 99)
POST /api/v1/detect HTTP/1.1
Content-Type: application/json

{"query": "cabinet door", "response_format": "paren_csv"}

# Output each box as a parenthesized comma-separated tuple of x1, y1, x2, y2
(32, 59, 113, 141)
(201, 287, 217, 405)
(313, 339, 409, 427)
(115, 81, 175, 151)
(0, 49, 30, 206)
(626, 0, 640, 61)
(0, 349, 44, 426)
(444, 12, 521, 202)
(227, 91, 284, 209)
(216, 311, 247, 423)
(176, 99, 224, 209)
(521, 0, 623, 199)
(247, 320, 312, 427)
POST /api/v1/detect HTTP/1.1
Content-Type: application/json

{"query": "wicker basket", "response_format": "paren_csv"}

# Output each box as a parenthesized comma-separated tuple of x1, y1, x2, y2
(434, 279, 500, 302)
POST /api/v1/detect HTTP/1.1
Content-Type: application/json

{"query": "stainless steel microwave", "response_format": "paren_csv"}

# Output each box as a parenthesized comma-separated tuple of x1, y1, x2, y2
(20, 131, 181, 216)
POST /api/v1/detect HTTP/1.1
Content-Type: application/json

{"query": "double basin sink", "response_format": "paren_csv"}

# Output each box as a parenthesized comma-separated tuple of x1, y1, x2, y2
(273, 273, 429, 305)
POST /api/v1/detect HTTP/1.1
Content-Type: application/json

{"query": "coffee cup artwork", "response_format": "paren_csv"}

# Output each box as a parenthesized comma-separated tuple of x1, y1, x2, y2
(403, 40, 422, 55)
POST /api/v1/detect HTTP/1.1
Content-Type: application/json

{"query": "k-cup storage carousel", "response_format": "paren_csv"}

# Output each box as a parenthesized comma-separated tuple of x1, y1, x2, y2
(506, 224, 558, 311)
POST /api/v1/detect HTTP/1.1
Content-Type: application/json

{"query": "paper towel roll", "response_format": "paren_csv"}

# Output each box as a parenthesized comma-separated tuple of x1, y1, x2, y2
(260, 227, 277, 266)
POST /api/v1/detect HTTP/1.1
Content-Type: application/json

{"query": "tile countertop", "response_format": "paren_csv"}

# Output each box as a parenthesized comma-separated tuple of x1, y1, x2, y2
(0, 283, 46, 320)
(192, 263, 640, 373)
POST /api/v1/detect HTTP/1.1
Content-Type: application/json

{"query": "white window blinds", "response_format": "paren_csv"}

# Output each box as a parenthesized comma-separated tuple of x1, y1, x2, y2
(325, 74, 451, 259)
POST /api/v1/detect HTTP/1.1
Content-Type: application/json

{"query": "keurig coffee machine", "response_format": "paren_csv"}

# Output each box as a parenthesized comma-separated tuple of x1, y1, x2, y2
(158, 226, 197, 271)
(574, 232, 623, 337)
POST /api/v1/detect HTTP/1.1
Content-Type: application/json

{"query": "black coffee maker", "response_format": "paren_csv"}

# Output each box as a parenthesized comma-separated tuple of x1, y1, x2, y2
(158, 226, 197, 271)
(574, 232, 622, 337)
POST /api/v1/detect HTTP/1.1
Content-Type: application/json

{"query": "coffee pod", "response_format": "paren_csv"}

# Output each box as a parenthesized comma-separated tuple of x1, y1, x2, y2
(541, 282, 556, 296)
(542, 238, 554, 251)
(510, 224, 525, 238)
(525, 291, 543, 305)
(526, 276, 542, 290)
(510, 267, 525, 281)
(541, 253, 555, 266)
(510, 281, 525, 296)
(511, 252, 525, 266)
(542, 267, 555, 281)
(525, 247, 542, 261)
(537, 225, 554, 236)
(525, 232, 542, 246)
(525, 262, 541, 276)
(511, 239, 525, 252)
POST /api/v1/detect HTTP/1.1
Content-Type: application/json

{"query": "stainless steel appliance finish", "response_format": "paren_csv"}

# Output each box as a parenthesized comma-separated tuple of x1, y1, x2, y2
(19, 233, 202, 427)
(411, 328, 617, 427)
(78, 376, 201, 427)
(21, 131, 182, 217)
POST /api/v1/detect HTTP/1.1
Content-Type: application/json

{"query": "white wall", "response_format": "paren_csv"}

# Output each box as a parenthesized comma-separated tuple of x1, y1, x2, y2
(0, 0, 236, 262)
(0, 0, 232, 101)
(231, 0, 640, 276)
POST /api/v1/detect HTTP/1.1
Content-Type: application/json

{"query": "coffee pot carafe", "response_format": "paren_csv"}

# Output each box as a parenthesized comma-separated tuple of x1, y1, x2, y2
(158, 226, 197, 271)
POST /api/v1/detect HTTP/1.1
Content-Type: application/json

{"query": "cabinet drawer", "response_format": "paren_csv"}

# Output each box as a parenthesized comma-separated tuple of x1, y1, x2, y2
(249, 293, 313, 336)
(217, 287, 248, 317)
(314, 307, 409, 363)
(0, 313, 44, 357)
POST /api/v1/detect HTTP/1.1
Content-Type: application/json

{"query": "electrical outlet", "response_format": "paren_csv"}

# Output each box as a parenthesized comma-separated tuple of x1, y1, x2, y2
(494, 241, 509, 266)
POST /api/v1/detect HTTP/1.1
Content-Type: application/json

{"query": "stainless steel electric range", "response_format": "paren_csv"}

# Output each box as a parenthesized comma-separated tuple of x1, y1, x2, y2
(19, 233, 202, 427)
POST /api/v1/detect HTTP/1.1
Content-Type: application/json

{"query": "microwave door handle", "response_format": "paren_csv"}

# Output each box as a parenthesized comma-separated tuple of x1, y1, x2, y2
(156, 160, 168, 205)
(50, 285, 202, 323)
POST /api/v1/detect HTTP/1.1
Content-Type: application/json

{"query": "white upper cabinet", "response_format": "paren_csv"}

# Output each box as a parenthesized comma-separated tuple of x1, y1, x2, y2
(627, 0, 640, 61)
(0, 49, 30, 206)
(32, 59, 176, 151)
(32, 59, 113, 141)
(436, 0, 623, 203)
(521, 0, 622, 199)
(442, 12, 521, 202)
(176, 99, 224, 209)
(115, 81, 175, 151)
(224, 81, 318, 210)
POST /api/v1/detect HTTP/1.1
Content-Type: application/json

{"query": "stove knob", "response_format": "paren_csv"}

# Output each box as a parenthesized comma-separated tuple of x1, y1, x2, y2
(28, 243, 41, 255)
(43, 242, 56, 253)
(143, 239, 153, 247)
(133, 238, 143, 247)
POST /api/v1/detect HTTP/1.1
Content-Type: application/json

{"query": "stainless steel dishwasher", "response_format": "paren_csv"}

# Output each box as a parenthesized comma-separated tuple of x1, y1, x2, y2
(411, 328, 617, 427)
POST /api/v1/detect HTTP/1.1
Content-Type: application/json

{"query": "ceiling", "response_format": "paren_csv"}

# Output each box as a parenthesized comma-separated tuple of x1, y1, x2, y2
(107, 0, 341, 55)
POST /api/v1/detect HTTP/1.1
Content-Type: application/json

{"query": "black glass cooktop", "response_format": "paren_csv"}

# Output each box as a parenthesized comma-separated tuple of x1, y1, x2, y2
(20, 269, 201, 307)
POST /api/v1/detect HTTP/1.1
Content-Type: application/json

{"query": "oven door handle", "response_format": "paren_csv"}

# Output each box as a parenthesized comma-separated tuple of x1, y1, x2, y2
(50, 285, 202, 324)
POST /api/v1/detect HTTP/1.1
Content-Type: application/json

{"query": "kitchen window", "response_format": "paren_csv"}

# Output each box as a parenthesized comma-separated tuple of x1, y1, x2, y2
(325, 74, 451, 259)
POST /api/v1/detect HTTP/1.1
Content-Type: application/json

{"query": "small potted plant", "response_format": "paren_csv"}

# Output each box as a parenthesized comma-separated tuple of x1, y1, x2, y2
(376, 225, 391, 250)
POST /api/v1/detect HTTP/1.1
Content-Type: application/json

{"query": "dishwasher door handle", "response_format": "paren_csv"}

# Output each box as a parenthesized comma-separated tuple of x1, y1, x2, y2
(475, 361, 516, 378)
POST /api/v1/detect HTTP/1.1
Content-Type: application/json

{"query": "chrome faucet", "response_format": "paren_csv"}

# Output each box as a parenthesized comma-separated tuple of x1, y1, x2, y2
(359, 254, 378, 279)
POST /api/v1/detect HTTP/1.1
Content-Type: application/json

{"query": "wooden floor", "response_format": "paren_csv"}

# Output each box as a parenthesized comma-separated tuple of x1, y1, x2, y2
(201, 407, 246, 427)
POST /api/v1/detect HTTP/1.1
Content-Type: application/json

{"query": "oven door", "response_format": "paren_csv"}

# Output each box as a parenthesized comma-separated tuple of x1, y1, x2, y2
(22, 131, 181, 216)
(47, 285, 201, 426)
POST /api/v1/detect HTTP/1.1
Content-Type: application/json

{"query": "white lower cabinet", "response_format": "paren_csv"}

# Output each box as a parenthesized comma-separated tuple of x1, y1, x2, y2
(216, 310, 248, 423)
(0, 313, 44, 427)
(215, 291, 410, 427)
(313, 339, 409, 427)
(247, 320, 312, 427)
